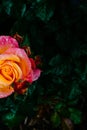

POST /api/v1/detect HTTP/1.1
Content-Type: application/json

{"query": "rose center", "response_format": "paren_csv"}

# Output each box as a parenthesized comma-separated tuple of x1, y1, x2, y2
(1, 65, 12, 75)
(0, 64, 14, 81)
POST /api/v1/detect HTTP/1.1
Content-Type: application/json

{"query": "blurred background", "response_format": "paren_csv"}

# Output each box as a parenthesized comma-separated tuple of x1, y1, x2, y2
(0, 0, 87, 130)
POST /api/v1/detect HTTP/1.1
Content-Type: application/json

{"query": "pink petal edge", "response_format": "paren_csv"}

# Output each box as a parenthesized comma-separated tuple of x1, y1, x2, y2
(32, 69, 41, 81)
(0, 88, 14, 98)
(0, 36, 19, 48)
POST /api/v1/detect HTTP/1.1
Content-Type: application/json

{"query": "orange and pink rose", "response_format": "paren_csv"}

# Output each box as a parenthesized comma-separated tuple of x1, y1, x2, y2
(0, 36, 41, 98)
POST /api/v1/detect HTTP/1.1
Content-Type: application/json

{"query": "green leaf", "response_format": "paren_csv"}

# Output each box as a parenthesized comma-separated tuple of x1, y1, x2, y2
(55, 102, 65, 112)
(69, 108, 82, 124)
(11, 1, 26, 19)
(51, 112, 61, 128)
(2, 112, 25, 127)
(22, 34, 31, 46)
(36, 2, 55, 22)
(2, 0, 13, 15)
(68, 81, 81, 100)
(21, 4, 26, 17)
(28, 83, 36, 96)
(49, 55, 62, 66)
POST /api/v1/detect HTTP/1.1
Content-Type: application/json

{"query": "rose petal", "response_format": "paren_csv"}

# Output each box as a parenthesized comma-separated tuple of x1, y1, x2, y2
(0, 74, 14, 86)
(0, 86, 14, 98)
(8, 61, 22, 81)
(26, 70, 33, 83)
(32, 69, 41, 81)
(29, 58, 36, 69)
(0, 54, 20, 64)
(26, 69, 41, 83)
(0, 36, 19, 54)
(5, 48, 32, 79)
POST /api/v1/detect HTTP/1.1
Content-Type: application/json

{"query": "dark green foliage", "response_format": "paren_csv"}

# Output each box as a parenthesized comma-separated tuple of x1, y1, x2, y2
(0, 0, 87, 129)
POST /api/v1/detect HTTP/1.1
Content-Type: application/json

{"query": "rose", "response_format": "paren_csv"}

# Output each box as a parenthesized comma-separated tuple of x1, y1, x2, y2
(0, 36, 41, 98)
